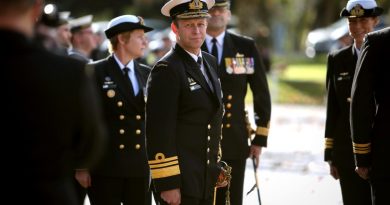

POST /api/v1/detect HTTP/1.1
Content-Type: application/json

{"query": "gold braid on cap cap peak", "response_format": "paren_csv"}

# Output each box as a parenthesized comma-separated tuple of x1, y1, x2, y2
(176, 12, 210, 19)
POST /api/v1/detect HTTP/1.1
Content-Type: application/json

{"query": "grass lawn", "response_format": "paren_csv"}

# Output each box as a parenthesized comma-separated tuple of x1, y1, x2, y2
(246, 63, 327, 105)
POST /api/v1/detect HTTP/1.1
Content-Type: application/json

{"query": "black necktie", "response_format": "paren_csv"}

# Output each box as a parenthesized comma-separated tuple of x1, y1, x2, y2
(197, 57, 214, 92)
(211, 38, 218, 61)
(123, 67, 135, 96)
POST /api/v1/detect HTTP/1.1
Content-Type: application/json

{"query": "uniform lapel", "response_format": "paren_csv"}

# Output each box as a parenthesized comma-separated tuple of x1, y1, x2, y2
(203, 54, 223, 106)
(175, 45, 213, 95)
(134, 62, 146, 96)
(105, 56, 140, 111)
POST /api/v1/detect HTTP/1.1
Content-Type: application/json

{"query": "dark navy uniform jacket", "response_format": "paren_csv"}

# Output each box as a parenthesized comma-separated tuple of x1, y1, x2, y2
(3, 29, 106, 205)
(324, 45, 358, 166)
(89, 56, 150, 178)
(202, 31, 271, 159)
(146, 44, 223, 199)
(350, 27, 390, 179)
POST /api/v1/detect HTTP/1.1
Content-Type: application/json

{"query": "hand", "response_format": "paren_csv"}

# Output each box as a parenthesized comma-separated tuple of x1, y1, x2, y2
(327, 162, 339, 180)
(355, 166, 370, 180)
(161, 189, 181, 205)
(75, 169, 91, 188)
(216, 171, 228, 188)
(216, 180, 228, 188)
(249, 145, 262, 168)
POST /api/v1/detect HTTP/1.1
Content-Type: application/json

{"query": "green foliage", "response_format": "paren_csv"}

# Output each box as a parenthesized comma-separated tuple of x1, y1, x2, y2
(271, 63, 326, 105)
(246, 63, 327, 105)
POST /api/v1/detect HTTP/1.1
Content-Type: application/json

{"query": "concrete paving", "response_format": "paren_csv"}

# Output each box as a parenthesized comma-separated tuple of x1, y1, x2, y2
(84, 104, 343, 205)
(242, 104, 342, 205)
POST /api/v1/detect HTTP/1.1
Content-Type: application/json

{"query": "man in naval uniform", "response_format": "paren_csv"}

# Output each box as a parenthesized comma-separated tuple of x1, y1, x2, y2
(145, 0, 227, 204)
(350, 26, 390, 205)
(324, 1, 383, 204)
(68, 15, 97, 63)
(201, 0, 272, 204)
(81, 15, 154, 205)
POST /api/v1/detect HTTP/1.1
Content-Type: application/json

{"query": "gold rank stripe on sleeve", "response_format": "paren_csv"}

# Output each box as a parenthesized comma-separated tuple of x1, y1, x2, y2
(148, 153, 181, 179)
(352, 142, 371, 154)
(255, 126, 269, 136)
(325, 138, 333, 149)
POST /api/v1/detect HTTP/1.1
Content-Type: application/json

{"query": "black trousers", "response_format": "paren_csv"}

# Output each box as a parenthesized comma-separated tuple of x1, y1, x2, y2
(215, 159, 246, 205)
(371, 176, 390, 205)
(337, 163, 372, 205)
(155, 193, 213, 205)
(88, 176, 151, 205)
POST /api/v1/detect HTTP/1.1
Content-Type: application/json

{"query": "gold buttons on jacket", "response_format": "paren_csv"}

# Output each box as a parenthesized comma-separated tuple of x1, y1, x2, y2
(226, 103, 232, 109)
(207, 160, 210, 165)
(117, 101, 123, 107)
(119, 115, 125, 120)
(136, 115, 141, 120)
(136, 129, 141, 135)
(226, 113, 232, 118)
(347, 97, 352, 102)
(119, 144, 125, 149)
(208, 124, 211, 129)
(135, 144, 141, 149)
(227, 95, 233, 100)
(208, 136, 211, 141)
(119, 129, 125, 134)
(207, 148, 210, 153)
(225, 123, 231, 128)
(107, 90, 115, 98)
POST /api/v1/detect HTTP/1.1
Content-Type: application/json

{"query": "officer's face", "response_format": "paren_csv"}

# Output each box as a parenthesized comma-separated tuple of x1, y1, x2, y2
(120, 29, 148, 59)
(207, 6, 231, 31)
(348, 16, 379, 45)
(172, 18, 207, 54)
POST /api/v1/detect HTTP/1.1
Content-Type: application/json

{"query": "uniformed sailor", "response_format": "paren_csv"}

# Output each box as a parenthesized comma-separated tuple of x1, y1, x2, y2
(145, 0, 227, 204)
(78, 14, 154, 205)
(324, 1, 383, 204)
(68, 15, 97, 63)
(350, 21, 390, 205)
(201, 0, 272, 204)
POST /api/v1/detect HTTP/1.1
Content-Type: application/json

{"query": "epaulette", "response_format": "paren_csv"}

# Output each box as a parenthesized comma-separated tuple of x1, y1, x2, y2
(229, 31, 254, 41)
(138, 63, 152, 70)
(154, 61, 168, 69)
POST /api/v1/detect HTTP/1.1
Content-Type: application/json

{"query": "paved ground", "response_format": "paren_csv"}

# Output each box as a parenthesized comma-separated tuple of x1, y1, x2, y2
(242, 104, 342, 205)
(85, 104, 343, 205)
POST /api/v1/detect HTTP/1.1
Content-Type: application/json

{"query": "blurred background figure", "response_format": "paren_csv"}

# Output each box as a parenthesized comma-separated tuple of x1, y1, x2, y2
(69, 15, 98, 63)
(324, 0, 383, 205)
(91, 21, 110, 61)
(144, 28, 173, 66)
(55, 11, 72, 53)
(1, 0, 106, 204)
(68, 13, 100, 205)
(35, 3, 69, 55)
